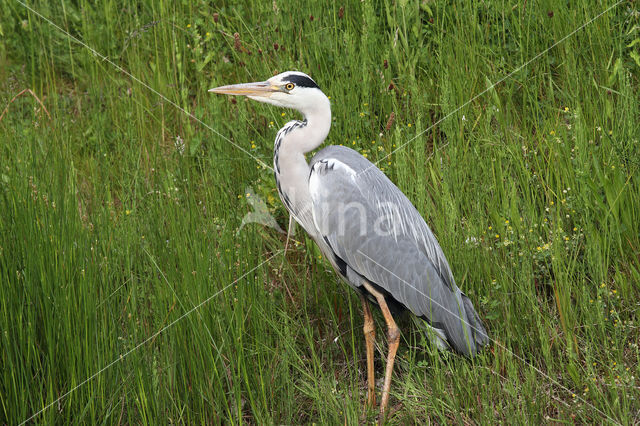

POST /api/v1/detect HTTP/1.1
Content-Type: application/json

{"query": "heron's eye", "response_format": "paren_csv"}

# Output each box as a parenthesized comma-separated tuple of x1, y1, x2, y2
(285, 83, 295, 91)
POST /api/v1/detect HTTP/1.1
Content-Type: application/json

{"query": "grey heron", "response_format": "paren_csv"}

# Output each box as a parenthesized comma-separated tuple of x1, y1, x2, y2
(210, 71, 489, 420)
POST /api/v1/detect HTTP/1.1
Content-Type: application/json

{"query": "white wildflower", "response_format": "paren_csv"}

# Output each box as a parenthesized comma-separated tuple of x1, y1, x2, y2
(175, 135, 185, 155)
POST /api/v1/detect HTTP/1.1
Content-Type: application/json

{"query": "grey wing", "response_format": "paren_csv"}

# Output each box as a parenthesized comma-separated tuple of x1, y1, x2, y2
(309, 146, 488, 356)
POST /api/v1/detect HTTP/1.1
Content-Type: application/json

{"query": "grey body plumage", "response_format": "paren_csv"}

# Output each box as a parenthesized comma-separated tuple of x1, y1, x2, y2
(308, 145, 489, 355)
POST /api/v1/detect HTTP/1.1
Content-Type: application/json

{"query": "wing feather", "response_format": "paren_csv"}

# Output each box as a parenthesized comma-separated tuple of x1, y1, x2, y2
(309, 146, 488, 355)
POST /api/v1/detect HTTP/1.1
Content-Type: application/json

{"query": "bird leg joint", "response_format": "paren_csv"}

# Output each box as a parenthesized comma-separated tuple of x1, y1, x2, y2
(363, 320, 375, 336)
(387, 326, 400, 343)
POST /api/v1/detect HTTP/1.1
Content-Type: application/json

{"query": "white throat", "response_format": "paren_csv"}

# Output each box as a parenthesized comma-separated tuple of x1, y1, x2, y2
(273, 93, 331, 234)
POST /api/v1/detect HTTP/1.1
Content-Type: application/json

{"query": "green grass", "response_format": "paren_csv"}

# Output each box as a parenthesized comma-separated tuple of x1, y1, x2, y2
(1, 0, 639, 423)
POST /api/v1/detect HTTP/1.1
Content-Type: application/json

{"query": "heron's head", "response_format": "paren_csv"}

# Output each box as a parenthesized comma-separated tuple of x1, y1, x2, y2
(209, 71, 329, 116)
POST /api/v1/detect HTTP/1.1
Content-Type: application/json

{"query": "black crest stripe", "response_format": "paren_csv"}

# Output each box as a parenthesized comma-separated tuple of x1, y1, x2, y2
(284, 74, 319, 89)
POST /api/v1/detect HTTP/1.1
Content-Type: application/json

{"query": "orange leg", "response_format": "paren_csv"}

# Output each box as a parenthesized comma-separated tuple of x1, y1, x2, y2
(362, 282, 400, 424)
(360, 294, 376, 408)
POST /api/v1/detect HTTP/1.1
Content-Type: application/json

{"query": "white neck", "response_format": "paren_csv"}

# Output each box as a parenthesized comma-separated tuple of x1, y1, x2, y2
(273, 94, 331, 234)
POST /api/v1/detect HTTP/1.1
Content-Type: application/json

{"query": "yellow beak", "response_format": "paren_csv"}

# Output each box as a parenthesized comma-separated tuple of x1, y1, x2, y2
(208, 81, 278, 97)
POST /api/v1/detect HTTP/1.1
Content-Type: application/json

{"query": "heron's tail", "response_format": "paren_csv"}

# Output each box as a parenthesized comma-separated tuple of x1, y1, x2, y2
(410, 316, 450, 352)
(412, 292, 490, 357)
(460, 293, 490, 350)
